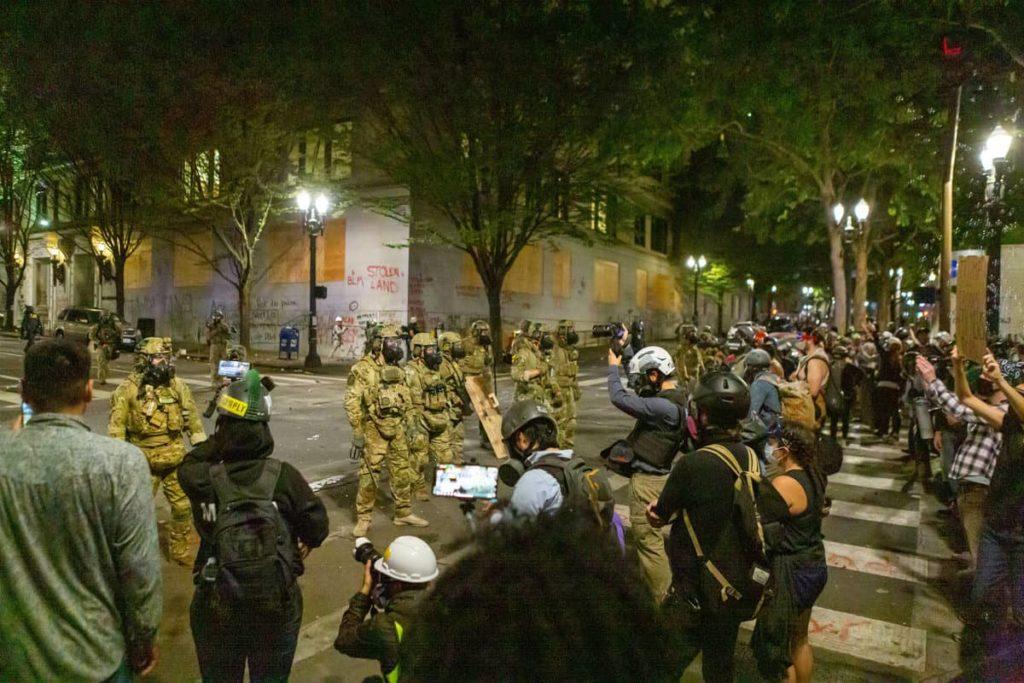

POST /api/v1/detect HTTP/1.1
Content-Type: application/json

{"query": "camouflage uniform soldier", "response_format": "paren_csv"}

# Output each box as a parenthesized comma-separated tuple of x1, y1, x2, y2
(108, 337, 207, 565)
(88, 312, 120, 386)
(673, 323, 706, 391)
(205, 310, 232, 388)
(509, 319, 533, 358)
(404, 333, 453, 499)
(438, 331, 468, 464)
(511, 323, 561, 410)
(460, 320, 496, 449)
(345, 324, 428, 537)
(550, 320, 580, 448)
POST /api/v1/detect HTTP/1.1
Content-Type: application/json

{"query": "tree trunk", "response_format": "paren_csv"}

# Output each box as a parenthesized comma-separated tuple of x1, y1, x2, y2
(485, 278, 504, 366)
(113, 258, 126, 317)
(2, 270, 15, 331)
(827, 224, 847, 331)
(852, 239, 869, 330)
(236, 278, 252, 350)
(716, 292, 724, 335)
(877, 269, 892, 331)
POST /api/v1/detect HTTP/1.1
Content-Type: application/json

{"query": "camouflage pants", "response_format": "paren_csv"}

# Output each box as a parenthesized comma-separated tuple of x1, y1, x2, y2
(356, 424, 416, 522)
(555, 386, 577, 449)
(93, 344, 111, 385)
(142, 442, 192, 562)
(408, 418, 454, 494)
(514, 382, 551, 411)
(209, 342, 227, 385)
(450, 420, 465, 464)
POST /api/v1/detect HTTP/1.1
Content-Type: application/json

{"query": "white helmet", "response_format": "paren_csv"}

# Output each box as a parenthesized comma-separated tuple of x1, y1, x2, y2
(628, 345, 675, 378)
(374, 536, 439, 583)
(335, 316, 343, 322)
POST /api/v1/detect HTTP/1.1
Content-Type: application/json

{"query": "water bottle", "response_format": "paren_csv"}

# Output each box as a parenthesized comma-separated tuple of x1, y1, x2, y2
(913, 397, 934, 440)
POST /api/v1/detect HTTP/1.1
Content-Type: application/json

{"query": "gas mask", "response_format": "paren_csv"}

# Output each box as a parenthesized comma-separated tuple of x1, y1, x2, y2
(450, 342, 466, 360)
(382, 338, 404, 365)
(368, 338, 383, 356)
(142, 360, 173, 387)
(562, 330, 579, 346)
(423, 347, 442, 371)
(630, 370, 662, 397)
(477, 333, 492, 347)
(539, 334, 554, 351)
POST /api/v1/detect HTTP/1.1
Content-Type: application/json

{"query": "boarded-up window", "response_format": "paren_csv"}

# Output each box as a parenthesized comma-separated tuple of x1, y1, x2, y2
(552, 249, 571, 298)
(323, 217, 346, 281)
(266, 222, 327, 284)
(174, 233, 213, 287)
(650, 273, 675, 311)
(460, 253, 483, 288)
(635, 269, 648, 308)
(593, 259, 619, 304)
(505, 245, 542, 295)
(124, 238, 151, 290)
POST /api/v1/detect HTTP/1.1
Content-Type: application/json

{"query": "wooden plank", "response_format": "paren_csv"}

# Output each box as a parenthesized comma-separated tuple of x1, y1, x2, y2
(465, 375, 508, 459)
(955, 254, 989, 363)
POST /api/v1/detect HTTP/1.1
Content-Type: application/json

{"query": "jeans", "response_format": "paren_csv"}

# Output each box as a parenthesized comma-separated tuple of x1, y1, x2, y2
(190, 583, 304, 682)
(971, 524, 1024, 625)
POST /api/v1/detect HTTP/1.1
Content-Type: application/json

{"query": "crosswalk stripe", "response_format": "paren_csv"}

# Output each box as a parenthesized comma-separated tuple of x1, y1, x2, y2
(829, 472, 905, 492)
(579, 376, 607, 387)
(823, 540, 928, 583)
(841, 454, 903, 469)
(740, 605, 927, 673)
(0, 390, 21, 405)
(828, 499, 920, 527)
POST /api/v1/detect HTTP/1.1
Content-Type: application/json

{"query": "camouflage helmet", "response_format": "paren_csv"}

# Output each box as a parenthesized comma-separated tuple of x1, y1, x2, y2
(137, 337, 172, 356)
(411, 332, 437, 350)
(380, 324, 403, 339)
(528, 322, 546, 340)
(470, 320, 490, 335)
(557, 319, 575, 333)
(439, 330, 462, 349)
(217, 369, 271, 422)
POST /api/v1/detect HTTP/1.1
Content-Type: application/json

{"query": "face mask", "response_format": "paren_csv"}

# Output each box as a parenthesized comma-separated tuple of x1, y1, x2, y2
(142, 363, 173, 387)
(478, 334, 491, 347)
(451, 343, 466, 360)
(539, 335, 554, 351)
(763, 443, 778, 465)
(423, 348, 442, 370)
(382, 339, 404, 365)
(564, 330, 579, 346)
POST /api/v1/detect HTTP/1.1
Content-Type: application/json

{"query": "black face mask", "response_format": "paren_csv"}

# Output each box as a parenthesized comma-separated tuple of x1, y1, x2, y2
(142, 363, 173, 387)
(382, 339, 404, 365)
(478, 334, 491, 347)
(539, 334, 554, 351)
(450, 343, 466, 360)
(423, 348, 442, 370)
(564, 331, 579, 346)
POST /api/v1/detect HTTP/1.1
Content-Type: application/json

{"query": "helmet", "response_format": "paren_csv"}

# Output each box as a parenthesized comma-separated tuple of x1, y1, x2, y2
(374, 536, 439, 583)
(933, 331, 953, 349)
(335, 316, 343, 323)
(833, 345, 849, 359)
(217, 369, 272, 422)
(528, 321, 544, 341)
(557, 319, 578, 346)
(627, 346, 676, 379)
(692, 371, 750, 426)
(470, 320, 490, 335)
(411, 332, 436, 349)
(500, 399, 557, 441)
(745, 348, 771, 371)
(138, 337, 172, 357)
(211, 309, 223, 321)
(677, 323, 698, 342)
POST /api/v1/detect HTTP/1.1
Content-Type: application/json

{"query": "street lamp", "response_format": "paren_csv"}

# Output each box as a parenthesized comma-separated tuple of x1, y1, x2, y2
(981, 124, 1013, 335)
(769, 284, 777, 315)
(832, 199, 869, 243)
(686, 254, 707, 326)
(298, 189, 330, 369)
(745, 278, 755, 320)
(888, 267, 904, 324)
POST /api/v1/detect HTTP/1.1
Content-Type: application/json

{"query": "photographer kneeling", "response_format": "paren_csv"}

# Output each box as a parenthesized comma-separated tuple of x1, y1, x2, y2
(606, 330, 687, 603)
(334, 536, 438, 680)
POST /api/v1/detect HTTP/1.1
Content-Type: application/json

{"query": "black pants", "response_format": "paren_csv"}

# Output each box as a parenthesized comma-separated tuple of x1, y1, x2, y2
(829, 399, 851, 440)
(874, 386, 901, 437)
(666, 594, 742, 682)
(190, 583, 303, 683)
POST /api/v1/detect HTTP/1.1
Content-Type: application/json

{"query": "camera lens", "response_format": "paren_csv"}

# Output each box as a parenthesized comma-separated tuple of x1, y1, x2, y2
(353, 538, 381, 565)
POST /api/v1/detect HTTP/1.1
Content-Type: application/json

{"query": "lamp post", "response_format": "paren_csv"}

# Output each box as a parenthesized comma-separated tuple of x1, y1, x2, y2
(770, 285, 777, 316)
(981, 124, 1013, 336)
(297, 189, 329, 369)
(888, 267, 904, 324)
(686, 254, 707, 326)
(745, 278, 755, 320)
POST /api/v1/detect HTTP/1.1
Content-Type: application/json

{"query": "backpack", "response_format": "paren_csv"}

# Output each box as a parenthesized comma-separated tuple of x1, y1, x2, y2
(777, 380, 817, 431)
(682, 444, 774, 620)
(209, 459, 296, 613)
(534, 455, 616, 529)
(823, 359, 845, 417)
(815, 432, 844, 476)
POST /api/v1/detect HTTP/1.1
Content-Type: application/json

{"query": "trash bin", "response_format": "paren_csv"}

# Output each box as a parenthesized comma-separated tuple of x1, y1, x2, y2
(279, 326, 300, 360)
(137, 318, 156, 339)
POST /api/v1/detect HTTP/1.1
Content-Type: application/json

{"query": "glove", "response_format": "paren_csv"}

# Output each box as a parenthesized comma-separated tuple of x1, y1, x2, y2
(349, 433, 365, 461)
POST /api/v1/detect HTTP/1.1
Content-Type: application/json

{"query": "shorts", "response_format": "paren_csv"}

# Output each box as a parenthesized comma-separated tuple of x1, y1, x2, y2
(791, 561, 828, 611)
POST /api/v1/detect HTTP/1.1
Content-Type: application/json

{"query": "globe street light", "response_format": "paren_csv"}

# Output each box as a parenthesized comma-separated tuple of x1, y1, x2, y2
(298, 189, 330, 369)
(686, 254, 707, 326)
(982, 124, 1013, 335)
(745, 278, 756, 320)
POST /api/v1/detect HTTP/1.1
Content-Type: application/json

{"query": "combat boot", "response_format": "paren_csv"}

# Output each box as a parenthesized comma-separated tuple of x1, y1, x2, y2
(394, 513, 430, 527)
(353, 518, 371, 537)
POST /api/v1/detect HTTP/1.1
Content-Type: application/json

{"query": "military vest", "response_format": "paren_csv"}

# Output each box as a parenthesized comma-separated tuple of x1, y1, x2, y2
(624, 387, 688, 471)
(129, 380, 186, 439)
(368, 365, 408, 440)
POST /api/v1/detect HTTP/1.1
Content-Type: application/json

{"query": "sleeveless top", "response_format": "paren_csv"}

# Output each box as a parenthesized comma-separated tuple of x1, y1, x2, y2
(774, 469, 825, 559)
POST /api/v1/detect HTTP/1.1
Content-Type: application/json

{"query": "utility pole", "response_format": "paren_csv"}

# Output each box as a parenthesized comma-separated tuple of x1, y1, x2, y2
(940, 84, 961, 333)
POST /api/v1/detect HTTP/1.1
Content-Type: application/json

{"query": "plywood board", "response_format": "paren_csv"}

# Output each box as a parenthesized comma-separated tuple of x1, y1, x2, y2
(955, 254, 988, 363)
(465, 375, 508, 459)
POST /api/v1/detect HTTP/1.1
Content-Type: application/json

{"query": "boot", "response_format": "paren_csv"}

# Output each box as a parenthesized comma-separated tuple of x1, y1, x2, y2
(353, 519, 371, 537)
(394, 513, 430, 527)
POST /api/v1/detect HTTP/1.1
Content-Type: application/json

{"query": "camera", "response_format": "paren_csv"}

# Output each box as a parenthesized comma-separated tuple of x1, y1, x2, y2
(592, 323, 625, 339)
(354, 537, 381, 565)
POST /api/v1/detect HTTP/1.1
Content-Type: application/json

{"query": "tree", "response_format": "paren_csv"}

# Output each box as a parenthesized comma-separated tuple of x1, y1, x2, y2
(342, 0, 685, 351)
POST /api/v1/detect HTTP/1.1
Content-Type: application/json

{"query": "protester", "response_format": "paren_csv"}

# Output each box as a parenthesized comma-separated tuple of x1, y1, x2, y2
(179, 370, 329, 681)
(0, 340, 162, 680)
(828, 344, 863, 442)
(752, 423, 829, 683)
(746, 348, 782, 431)
(335, 536, 438, 680)
(790, 329, 830, 430)
(919, 350, 1005, 572)
(607, 338, 686, 602)
(873, 330, 904, 441)
(646, 371, 753, 682)
(399, 514, 681, 681)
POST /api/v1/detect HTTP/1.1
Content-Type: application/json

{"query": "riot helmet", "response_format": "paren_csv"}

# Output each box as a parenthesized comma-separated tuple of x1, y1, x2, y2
(691, 371, 750, 429)
(412, 332, 442, 370)
(439, 331, 465, 360)
(498, 400, 559, 484)
(217, 369, 273, 422)
(627, 346, 676, 396)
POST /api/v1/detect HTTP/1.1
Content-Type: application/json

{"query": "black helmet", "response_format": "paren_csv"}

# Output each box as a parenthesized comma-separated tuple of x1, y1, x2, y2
(500, 400, 557, 441)
(691, 371, 750, 426)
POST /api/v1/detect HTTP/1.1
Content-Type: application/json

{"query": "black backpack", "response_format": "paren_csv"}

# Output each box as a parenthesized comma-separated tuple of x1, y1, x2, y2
(209, 459, 296, 613)
(534, 455, 616, 529)
(681, 444, 775, 620)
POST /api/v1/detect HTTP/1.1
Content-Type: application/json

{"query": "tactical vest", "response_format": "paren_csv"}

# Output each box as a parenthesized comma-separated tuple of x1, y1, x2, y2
(624, 388, 688, 471)
(130, 381, 185, 439)
(369, 365, 407, 440)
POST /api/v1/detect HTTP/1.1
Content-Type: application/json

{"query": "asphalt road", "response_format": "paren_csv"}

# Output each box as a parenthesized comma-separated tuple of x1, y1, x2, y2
(0, 336, 970, 681)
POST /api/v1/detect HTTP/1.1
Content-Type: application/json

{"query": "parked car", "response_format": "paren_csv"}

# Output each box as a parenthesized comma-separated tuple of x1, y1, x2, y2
(53, 307, 132, 349)
(115, 314, 141, 352)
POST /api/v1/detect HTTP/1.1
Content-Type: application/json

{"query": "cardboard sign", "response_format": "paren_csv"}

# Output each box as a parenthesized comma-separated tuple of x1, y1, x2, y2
(465, 375, 508, 459)
(954, 254, 988, 363)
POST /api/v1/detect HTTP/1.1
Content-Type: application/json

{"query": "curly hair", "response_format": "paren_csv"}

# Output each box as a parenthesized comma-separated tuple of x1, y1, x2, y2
(776, 422, 827, 514)
(399, 513, 682, 682)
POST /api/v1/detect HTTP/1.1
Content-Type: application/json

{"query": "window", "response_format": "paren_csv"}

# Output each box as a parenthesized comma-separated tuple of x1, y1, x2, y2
(36, 184, 47, 217)
(124, 238, 152, 290)
(552, 249, 571, 298)
(459, 253, 483, 288)
(634, 216, 647, 248)
(650, 218, 668, 255)
(51, 182, 60, 223)
(505, 245, 542, 295)
(589, 193, 607, 234)
(267, 222, 326, 284)
(327, 122, 353, 180)
(650, 273, 675, 311)
(593, 259, 619, 303)
(635, 269, 648, 308)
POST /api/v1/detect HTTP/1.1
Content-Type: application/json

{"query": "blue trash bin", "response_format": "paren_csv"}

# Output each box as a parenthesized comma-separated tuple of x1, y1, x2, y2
(279, 326, 300, 360)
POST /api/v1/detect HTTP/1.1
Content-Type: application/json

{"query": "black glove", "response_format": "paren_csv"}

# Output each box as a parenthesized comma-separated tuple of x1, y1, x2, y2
(349, 434, 365, 461)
